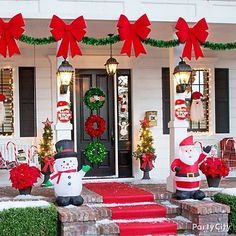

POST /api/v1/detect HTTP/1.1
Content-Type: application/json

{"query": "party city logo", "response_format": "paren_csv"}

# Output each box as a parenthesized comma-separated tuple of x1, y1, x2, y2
(192, 223, 230, 232)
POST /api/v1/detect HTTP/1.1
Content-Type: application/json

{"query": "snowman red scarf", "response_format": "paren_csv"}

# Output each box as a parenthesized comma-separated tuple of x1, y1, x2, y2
(51, 169, 76, 184)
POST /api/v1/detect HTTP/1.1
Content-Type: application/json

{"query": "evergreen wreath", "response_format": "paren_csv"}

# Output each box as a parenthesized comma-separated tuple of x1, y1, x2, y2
(84, 88, 105, 110)
(85, 115, 106, 137)
(84, 141, 107, 164)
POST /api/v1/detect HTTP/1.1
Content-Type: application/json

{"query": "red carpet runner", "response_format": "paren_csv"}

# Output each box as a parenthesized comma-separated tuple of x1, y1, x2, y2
(85, 182, 177, 235)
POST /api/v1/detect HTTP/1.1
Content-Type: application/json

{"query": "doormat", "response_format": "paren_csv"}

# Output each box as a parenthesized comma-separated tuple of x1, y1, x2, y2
(84, 182, 154, 203)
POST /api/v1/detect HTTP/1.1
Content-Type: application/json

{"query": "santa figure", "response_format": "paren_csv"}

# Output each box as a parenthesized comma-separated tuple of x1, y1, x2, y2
(0, 94, 6, 126)
(57, 101, 72, 123)
(175, 99, 189, 120)
(171, 135, 211, 200)
(190, 91, 204, 122)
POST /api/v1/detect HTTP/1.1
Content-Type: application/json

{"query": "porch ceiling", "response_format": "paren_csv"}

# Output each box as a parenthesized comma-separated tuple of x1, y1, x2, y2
(19, 19, 236, 59)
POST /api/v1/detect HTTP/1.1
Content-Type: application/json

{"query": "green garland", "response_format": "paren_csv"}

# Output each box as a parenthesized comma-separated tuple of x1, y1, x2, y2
(84, 141, 107, 164)
(19, 33, 236, 50)
(84, 88, 105, 110)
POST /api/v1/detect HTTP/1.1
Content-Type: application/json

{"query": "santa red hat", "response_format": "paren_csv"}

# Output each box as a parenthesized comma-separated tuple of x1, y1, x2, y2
(175, 99, 185, 106)
(57, 101, 70, 110)
(0, 94, 6, 101)
(191, 91, 203, 100)
(179, 135, 194, 146)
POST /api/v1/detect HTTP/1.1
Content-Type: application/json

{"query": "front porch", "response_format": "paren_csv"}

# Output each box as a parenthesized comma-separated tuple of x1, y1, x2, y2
(0, 179, 233, 235)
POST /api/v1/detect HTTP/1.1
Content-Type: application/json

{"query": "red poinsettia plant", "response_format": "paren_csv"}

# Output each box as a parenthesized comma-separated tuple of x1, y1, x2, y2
(199, 157, 229, 178)
(9, 163, 41, 190)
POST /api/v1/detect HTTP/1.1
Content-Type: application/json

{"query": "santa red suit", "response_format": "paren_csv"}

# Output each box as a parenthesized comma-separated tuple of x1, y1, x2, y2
(171, 153, 206, 191)
(171, 135, 211, 200)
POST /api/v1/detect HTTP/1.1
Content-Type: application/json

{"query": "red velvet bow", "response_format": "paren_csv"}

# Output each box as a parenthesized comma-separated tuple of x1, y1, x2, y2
(51, 169, 76, 184)
(0, 13, 25, 57)
(117, 14, 151, 57)
(175, 17, 208, 60)
(42, 156, 55, 173)
(50, 15, 86, 59)
(141, 154, 154, 169)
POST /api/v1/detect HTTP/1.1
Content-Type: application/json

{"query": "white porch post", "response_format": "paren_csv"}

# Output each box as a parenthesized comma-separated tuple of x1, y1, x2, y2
(166, 45, 189, 192)
(55, 57, 73, 141)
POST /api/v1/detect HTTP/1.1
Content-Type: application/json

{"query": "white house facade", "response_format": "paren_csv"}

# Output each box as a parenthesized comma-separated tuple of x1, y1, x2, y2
(0, 0, 236, 184)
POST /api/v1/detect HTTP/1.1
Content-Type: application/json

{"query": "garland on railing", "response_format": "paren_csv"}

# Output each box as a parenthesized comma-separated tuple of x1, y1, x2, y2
(4, 13, 236, 59)
(19, 35, 236, 51)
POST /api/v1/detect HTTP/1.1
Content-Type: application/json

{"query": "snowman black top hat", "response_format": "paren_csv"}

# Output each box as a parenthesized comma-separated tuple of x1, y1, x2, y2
(54, 139, 77, 159)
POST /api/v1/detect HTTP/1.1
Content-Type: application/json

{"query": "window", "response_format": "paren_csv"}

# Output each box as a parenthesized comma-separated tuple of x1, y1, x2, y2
(0, 68, 14, 136)
(162, 68, 210, 134)
(186, 69, 210, 132)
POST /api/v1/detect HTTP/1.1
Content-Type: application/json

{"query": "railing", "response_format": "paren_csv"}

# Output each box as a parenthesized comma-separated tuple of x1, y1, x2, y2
(0, 141, 39, 168)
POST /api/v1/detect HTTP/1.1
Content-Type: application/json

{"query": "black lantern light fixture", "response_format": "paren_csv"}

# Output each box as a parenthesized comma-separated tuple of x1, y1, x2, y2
(104, 34, 119, 76)
(57, 59, 74, 94)
(173, 57, 192, 93)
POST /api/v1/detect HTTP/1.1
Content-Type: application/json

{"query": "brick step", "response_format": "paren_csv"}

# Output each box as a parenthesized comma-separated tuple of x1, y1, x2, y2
(97, 216, 191, 235)
(109, 204, 167, 219)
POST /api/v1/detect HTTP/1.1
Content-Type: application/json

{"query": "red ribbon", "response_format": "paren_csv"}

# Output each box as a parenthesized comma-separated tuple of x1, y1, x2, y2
(175, 17, 208, 60)
(141, 154, 154, 169)
(50, 15, 86, 59)
(117, 14, 151, 57)
(51, 169, 76, 184)
(0, 13, 25, 57)
(42, 156, 55, 173)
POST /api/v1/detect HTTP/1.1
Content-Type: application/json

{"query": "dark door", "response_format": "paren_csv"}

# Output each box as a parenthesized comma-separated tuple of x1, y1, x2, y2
(75, 69, 115, 176)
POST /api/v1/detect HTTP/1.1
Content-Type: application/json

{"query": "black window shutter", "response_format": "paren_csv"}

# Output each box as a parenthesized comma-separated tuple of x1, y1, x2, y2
(162, 68, 170, 134)
(215, 68, 229, 133)
(19, 67, 36, 137)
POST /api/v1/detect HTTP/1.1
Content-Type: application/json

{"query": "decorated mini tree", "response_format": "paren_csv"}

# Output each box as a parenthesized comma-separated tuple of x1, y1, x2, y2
(38, 118, 55, 186)
(133, 118, 156, 179)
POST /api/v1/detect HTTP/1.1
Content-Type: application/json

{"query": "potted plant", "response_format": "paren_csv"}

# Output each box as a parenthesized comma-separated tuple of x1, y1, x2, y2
(200, 156, 229, 187)
(133, 118, 156, 179)
(9, 163, 41, 194)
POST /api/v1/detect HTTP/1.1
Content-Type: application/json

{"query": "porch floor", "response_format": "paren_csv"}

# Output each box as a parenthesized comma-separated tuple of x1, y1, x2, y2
(0, 178, 233, 235)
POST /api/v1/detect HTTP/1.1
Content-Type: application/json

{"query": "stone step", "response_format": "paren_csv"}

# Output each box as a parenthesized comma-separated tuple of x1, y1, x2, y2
(97, 216, 191, 235)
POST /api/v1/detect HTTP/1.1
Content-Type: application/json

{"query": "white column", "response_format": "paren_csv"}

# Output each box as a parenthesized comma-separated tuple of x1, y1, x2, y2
(166, 45, 189, 192)
(55, 56, 73, 141)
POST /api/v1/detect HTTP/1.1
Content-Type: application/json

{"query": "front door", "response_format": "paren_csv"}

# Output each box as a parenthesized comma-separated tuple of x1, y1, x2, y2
(75, 69, 115, 176)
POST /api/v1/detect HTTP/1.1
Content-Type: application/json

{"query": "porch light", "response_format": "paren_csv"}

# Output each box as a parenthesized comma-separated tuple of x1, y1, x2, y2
(104, 34, 119, 76)
(57, 59, 74, 94)
(173, 58, 192, 93)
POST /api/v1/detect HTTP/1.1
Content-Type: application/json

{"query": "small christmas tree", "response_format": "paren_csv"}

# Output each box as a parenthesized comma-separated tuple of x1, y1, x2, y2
(133, 118, 156, 179)
(38, 118, 54, 187)
(38, 118, 54, 162)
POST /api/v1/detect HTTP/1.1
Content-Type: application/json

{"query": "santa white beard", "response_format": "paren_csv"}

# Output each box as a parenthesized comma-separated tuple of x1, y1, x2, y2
(179, 148, 199, 166)
(0, 102, 5, 125)
(190, 99, 204, 122)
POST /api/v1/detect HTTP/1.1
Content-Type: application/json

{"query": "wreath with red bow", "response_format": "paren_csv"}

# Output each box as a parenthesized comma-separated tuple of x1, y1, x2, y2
(85, 115, 106, 137)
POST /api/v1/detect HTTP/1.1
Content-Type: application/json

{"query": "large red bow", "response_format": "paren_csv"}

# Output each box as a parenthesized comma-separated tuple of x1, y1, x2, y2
(42, 156, 55, 173)
(50, 15, 86, 59)
(117, 14, 151, 57)
(0, 13, 25, 57)
(141, 153, 154, 170)
(175, 17, 208, 60)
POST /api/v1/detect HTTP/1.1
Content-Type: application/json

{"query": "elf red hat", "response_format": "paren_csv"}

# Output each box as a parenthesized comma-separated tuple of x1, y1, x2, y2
(0, 94, 6, 102)
(175, 99, 185, 106)
(179, 135, 194, 146)
(192, 91, 203, 100)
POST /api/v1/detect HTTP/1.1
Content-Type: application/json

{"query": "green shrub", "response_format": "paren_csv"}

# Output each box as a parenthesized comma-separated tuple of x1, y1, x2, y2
(0, 204, 57, 236)
(214, 192, 236, 234)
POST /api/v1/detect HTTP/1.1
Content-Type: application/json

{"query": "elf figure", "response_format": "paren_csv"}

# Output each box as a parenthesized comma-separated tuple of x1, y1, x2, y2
(171, 135, 211, 200)
(190, 91, 204, 122)
(118, 94, 128, 113)
(50, 140, 91, 207)
(0, 94, 6, 126)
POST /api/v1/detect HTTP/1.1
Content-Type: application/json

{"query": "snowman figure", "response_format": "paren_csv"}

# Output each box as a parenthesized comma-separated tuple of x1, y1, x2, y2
(50, 139, 91, 207)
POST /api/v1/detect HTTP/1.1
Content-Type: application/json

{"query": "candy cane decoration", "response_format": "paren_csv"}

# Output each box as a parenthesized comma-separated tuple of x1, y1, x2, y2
(6, 141, 17, 162)
(193, 141, 203, 152)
